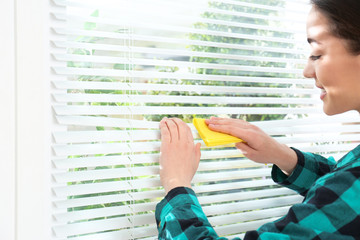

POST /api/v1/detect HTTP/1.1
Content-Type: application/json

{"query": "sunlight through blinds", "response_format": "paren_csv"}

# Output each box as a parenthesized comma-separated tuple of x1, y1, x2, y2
(50, 0, 360, 239)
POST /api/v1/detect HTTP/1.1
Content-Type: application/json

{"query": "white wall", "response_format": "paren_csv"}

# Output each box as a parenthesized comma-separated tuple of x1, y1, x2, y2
(0, 0, 16, 239)
(0, 0, 53, 239)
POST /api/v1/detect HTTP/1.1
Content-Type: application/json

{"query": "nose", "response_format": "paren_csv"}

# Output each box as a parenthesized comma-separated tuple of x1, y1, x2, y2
(303, 58, 315, 79)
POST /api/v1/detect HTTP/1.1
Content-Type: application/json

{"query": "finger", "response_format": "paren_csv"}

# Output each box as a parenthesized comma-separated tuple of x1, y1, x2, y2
(207, 117, 251, 130)
(160, 117, 168, 124)
(205, 116, 222, 125)
(208, 117, 249, 127)
(160, 119, 171, 143)
(235, 142, 253, 155)
(166, 118, 179, 142)
(207, 121, 241, 135)
(172, 118, 193, 142)
(209, 124, 253, 143)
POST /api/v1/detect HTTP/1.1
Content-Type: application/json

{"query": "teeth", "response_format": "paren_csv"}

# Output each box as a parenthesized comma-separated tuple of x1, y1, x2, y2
(320, 88, 327, 100)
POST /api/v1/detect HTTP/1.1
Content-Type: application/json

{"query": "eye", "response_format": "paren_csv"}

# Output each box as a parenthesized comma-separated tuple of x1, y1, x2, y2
(309, 55, 321, 61)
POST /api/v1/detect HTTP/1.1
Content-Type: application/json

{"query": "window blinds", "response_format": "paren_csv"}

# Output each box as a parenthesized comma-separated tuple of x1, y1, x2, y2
(50, 0, 360, 239)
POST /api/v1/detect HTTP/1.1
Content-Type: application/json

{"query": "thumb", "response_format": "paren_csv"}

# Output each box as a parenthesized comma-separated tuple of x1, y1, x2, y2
(235, 142, 253, 156)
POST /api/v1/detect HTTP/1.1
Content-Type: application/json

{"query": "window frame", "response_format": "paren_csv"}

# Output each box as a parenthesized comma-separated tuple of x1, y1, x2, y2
(1, 0, 54, 239)
(0, 0, 16, 239)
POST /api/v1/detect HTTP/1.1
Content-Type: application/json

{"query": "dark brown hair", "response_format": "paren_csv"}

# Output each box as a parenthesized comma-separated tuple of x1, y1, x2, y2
(311, 0, 360, 54)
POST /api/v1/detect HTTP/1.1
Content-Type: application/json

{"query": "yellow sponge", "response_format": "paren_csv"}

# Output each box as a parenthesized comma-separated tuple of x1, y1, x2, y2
(193, 118, 243, 147)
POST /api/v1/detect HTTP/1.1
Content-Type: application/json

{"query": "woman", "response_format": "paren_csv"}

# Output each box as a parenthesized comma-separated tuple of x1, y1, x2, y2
(156, 0, 360, 239)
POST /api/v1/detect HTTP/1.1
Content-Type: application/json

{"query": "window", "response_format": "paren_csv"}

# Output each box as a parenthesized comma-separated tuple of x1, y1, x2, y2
(1, 1, 16, 239)
(6, 0, 360, 239)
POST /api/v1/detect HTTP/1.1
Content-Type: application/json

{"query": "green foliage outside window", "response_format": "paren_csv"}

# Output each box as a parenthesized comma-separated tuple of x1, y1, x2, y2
(145, 0, 299, 122)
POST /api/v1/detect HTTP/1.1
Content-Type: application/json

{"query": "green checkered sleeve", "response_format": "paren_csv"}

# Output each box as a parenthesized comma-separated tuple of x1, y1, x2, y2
(156, 145, 360, 239)
(272, 147, 337, 196)
(155, 187, 224, 240)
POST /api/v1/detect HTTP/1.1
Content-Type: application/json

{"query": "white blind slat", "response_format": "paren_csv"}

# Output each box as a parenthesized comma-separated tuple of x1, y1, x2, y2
(53, 65, 304, 77)
(54, 188, 297, 222)
(53, 160, 267, 183)
(52, 80, 317, 94)
(53, 93, 318, 105)
(53, 53, 307, 67)
(203, 195, 303, 216)
(53, 36, 307, 55)
(52, 169, 274, 197)
(52, 151, 247, 169)
(53, 179, 278, 209)
(52, 11, 306, 35)
(53, 105, 320, 116)
(209, 206, 290, 226)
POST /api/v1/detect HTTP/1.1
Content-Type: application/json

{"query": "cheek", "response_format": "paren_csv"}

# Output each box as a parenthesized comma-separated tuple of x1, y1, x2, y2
(315, 60, 335, 86)
(324, 63, 360, 106)
(317, 58, 351, 88)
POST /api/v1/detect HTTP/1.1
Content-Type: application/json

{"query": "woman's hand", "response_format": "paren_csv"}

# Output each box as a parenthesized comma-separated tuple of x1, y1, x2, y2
(159, 117, 201, 194)
(206, 117, 297, 175)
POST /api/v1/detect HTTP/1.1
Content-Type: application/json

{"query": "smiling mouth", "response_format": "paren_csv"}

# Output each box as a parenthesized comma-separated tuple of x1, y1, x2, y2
(319, 88, 327, 100)
(315, 83, 327, 100)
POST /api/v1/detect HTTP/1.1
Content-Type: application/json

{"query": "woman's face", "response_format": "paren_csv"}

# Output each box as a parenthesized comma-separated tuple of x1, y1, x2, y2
(303, 6, 360, 115)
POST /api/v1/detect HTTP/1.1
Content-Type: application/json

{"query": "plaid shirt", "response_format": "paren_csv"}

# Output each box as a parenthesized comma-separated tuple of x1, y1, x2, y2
(155, 145, 360, 239)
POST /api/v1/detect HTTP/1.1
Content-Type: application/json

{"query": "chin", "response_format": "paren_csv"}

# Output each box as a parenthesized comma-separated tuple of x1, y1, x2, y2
(323, 105, 352, 116)
(323, 111, 338, 116)
(323, 104, 341, 116)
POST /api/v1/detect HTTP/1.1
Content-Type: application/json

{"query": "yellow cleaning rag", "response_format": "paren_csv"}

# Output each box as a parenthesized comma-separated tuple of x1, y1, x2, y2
(193, 118, 243, 147)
